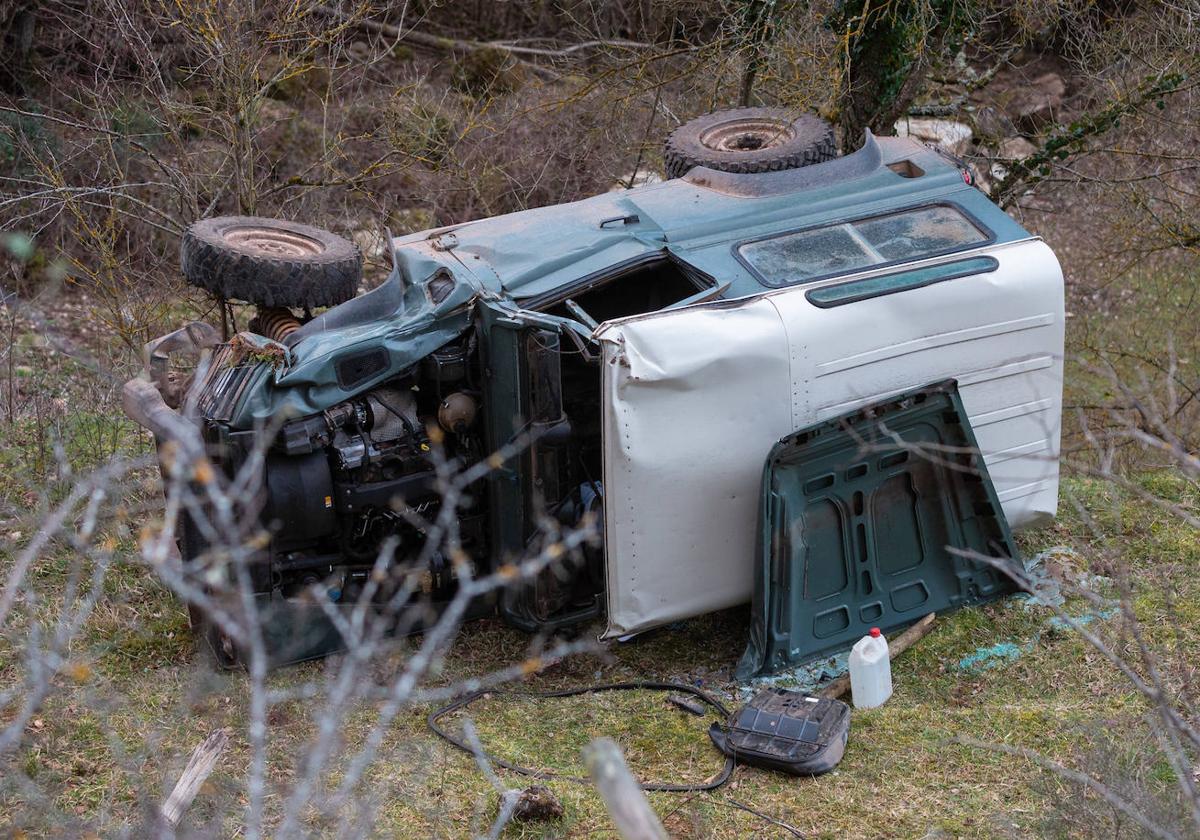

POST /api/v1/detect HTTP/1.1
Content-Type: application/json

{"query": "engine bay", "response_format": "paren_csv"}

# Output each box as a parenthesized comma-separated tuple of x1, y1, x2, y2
(223, 319, 604, 633)
(196, 252, 717, 637)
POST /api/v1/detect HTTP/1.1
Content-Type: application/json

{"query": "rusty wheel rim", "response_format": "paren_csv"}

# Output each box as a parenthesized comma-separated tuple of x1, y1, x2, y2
(698, 118, 796, 152)
(223, 226, 325, 258)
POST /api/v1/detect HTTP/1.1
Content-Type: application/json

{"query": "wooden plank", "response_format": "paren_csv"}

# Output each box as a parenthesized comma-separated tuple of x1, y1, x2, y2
(161, 728, 229, 828)
(583, 738, 668, 840)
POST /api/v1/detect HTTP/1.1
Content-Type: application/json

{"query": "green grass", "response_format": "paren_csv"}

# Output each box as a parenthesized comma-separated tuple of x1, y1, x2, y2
(3, 474, 1197, 838)
(3, 291, 1199, 837)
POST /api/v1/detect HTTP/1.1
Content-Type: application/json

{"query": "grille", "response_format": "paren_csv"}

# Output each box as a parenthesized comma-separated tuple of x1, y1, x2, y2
(194, 344, 259, 422)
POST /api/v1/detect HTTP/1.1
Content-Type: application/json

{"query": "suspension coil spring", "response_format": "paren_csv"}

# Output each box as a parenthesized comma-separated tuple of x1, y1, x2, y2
(251, 307, 302, 342)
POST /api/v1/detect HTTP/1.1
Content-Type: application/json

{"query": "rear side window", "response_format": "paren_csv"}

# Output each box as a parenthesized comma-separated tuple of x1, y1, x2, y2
(737, 204, 991, 287)
(806, 256, 999, 308)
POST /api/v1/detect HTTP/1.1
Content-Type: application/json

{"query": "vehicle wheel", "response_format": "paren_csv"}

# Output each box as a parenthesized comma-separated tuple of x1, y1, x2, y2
(180, 216, 362, 309)
(663, 107, 836, 179)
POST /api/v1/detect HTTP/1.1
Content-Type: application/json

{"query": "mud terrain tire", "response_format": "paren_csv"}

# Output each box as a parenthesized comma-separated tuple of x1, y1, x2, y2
(664, 108, 836, 179)
(180, 216, 362, 308)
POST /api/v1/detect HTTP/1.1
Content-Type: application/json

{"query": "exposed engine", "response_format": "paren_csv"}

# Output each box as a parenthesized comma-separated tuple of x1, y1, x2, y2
(257, 336, 486, 609)
(191, 304, 606, 642)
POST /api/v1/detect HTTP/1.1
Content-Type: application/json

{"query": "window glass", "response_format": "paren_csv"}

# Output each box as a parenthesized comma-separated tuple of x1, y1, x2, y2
(738, 225, 875, 282)
(738, 204, 990, 286)
(805, 256, 998, 308)
(855, 206, 986, 261)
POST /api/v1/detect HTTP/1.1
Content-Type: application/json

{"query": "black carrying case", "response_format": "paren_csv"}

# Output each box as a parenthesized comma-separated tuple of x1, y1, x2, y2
(709, 687, 851, 775)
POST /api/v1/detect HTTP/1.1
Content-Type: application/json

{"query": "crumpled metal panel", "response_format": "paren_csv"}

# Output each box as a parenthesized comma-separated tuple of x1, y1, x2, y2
(229, 134, 1037, 429)
(736, 380, 1022, 679)
(599, 298, 796, 637)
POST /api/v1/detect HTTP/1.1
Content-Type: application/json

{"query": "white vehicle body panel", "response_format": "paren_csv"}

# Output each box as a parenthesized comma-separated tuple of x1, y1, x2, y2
(598, 238, 1064, 638)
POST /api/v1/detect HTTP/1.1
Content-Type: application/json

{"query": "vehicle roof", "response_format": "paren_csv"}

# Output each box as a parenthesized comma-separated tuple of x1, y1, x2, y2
(389, 133, 1033, 304)
(258, 133, 1038, 426)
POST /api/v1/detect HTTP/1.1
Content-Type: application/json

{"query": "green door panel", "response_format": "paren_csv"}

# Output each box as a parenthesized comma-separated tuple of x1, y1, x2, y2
(737, 380, 1021, 679)
(476, 300, 541, 567)
(476, 299, 602, 632)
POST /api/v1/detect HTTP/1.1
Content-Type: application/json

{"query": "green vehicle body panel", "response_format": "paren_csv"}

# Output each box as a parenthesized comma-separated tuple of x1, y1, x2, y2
(223, 136, 1033, 431)
(736, 380, 1022, 679)
(476, 300, 537, 566)
(475, 300, 604, 631)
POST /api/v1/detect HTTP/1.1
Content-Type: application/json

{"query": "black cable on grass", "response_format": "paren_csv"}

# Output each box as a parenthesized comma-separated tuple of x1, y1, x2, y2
(427, 680, 735, 792)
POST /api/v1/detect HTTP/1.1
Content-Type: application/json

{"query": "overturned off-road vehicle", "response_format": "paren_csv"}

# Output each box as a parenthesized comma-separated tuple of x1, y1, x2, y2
(125, 109, 1064, 669)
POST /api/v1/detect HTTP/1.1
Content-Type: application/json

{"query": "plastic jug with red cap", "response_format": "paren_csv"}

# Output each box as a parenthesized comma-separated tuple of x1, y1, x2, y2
(848, 627, 893, 709)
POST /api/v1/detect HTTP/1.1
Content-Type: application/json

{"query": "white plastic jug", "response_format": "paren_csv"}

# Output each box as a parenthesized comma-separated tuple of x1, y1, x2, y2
(848, 627, 892, 709)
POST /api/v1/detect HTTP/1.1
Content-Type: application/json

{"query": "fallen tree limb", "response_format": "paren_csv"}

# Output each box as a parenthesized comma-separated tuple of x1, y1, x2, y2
(482, 38, 654, 57)
(312, 6, 654, 79)
(314, 4, 506, 58)
(818, 613, 937, 700)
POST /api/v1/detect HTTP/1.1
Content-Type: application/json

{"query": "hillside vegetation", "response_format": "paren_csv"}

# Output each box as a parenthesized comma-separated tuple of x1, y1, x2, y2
(2, 1, 1199, 837)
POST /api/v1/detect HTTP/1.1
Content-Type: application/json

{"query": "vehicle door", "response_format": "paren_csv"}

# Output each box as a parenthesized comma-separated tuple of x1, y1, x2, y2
(476, 299, 601, 631)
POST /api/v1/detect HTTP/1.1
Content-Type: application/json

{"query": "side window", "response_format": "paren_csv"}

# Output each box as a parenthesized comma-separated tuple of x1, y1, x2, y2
(805, 256, 999, 308)
(737, 204, 991, 287)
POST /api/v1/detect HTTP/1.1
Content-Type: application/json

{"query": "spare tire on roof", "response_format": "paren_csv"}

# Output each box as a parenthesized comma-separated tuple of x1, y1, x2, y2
(180, 216, 362, 309)
(664, 107, 836, 180)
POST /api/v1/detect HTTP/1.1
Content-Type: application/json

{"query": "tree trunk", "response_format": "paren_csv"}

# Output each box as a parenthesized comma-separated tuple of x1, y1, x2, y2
(834, 1, 966, 149)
